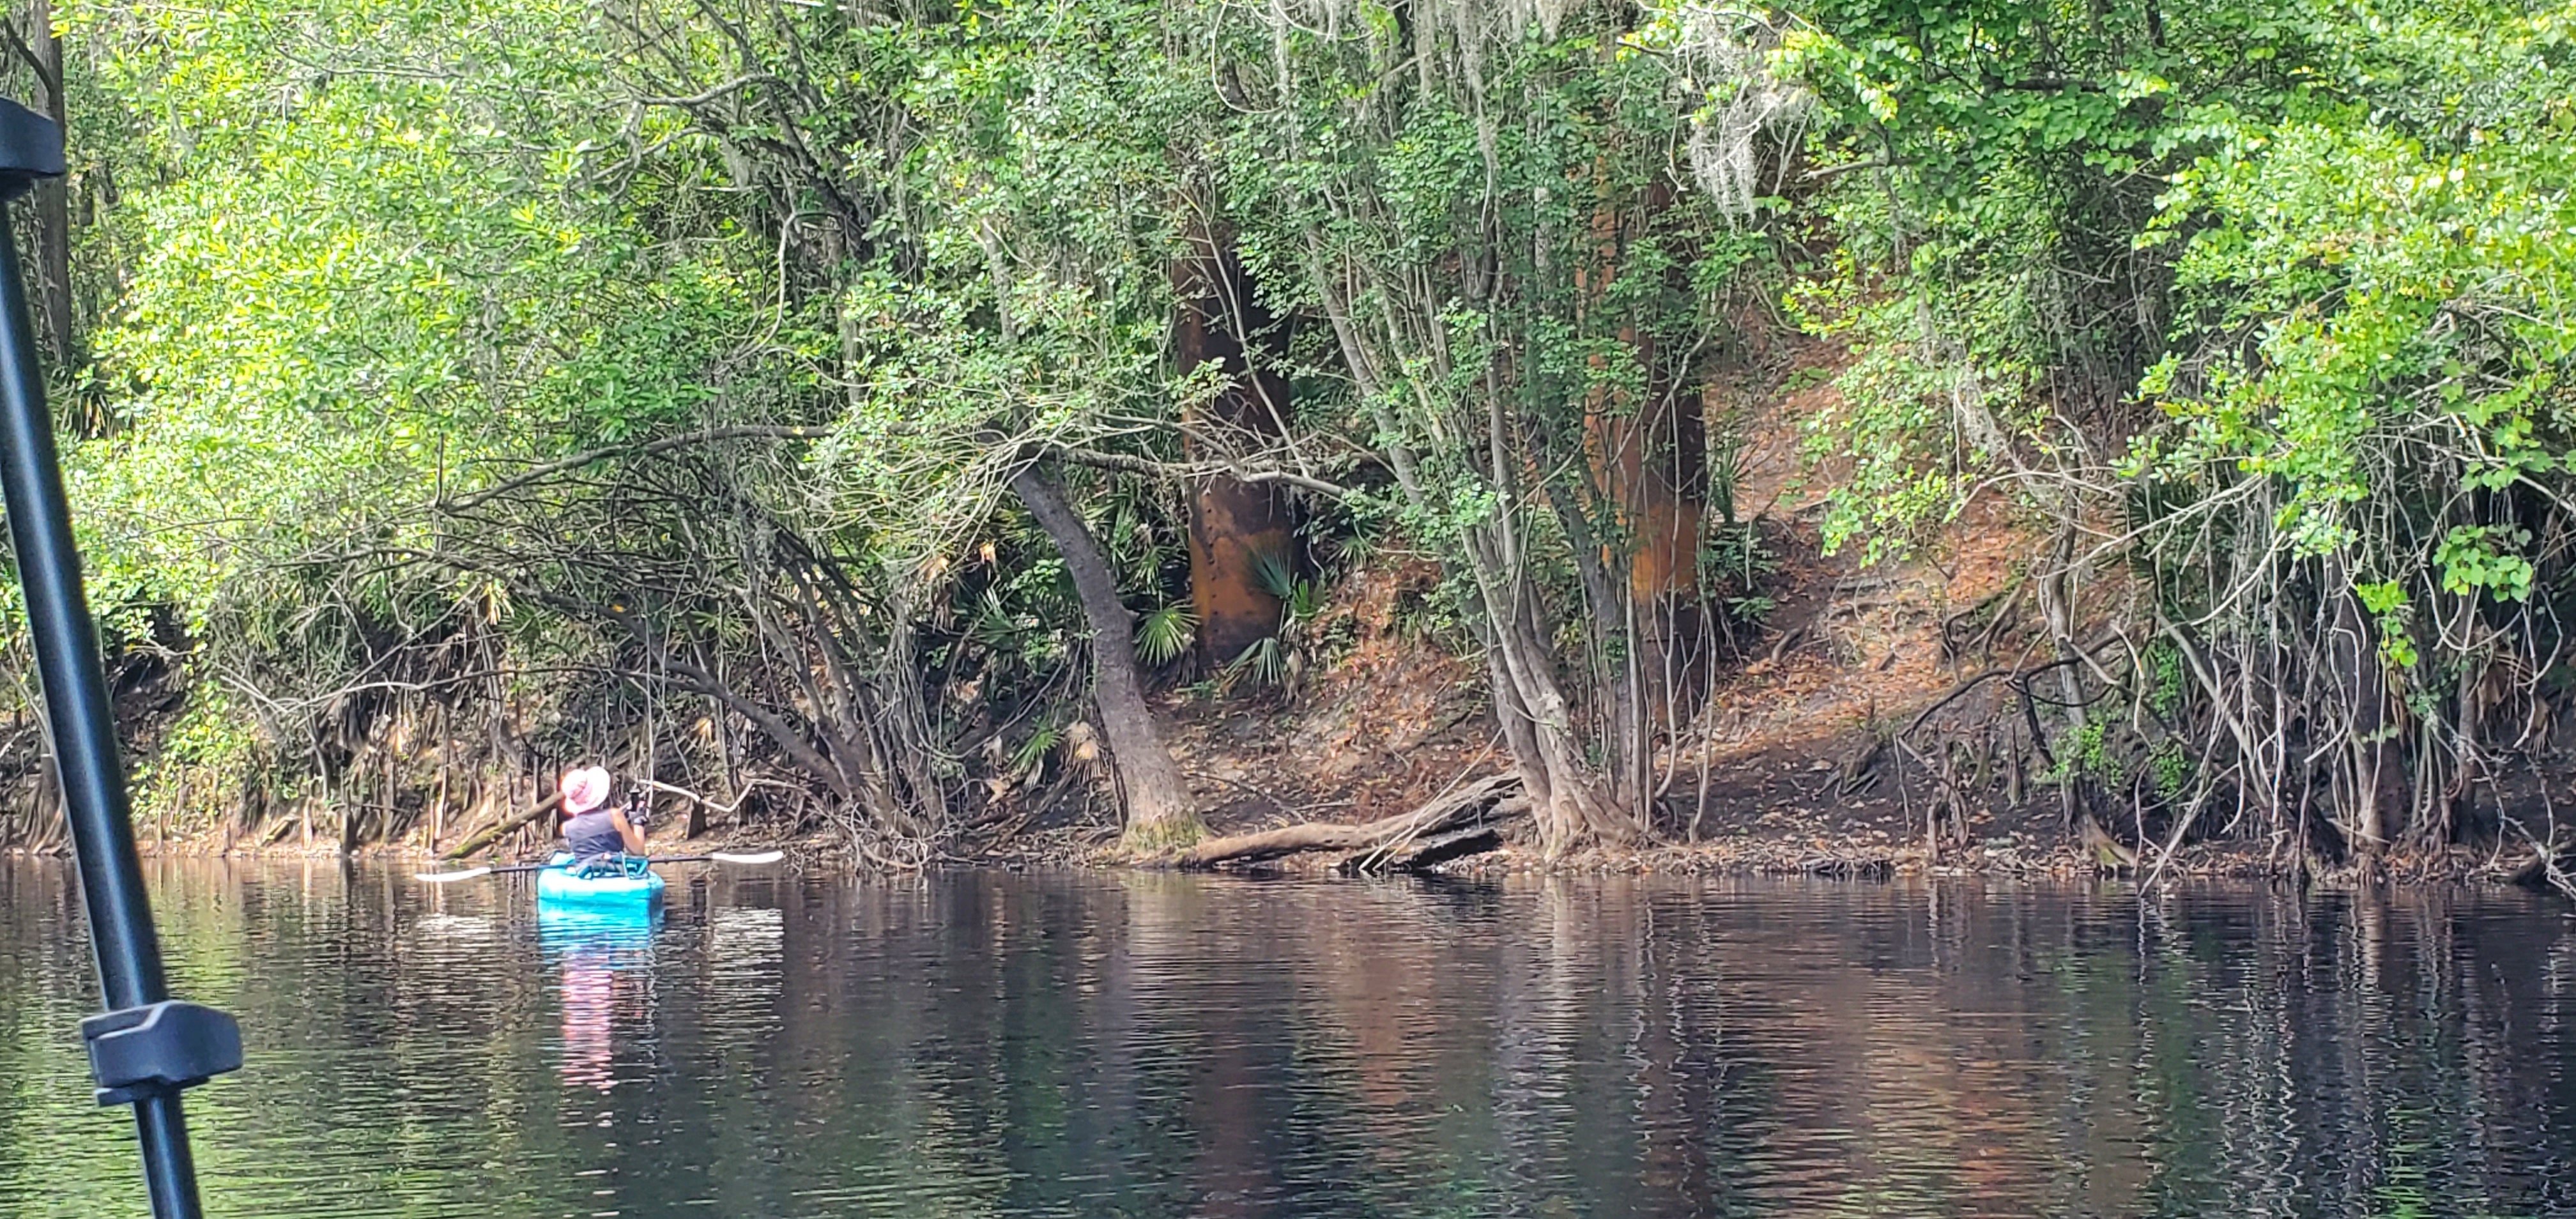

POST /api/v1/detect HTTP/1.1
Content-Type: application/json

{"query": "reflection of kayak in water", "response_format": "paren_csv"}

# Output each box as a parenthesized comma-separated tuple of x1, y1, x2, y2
(557, 952, 619, 1092)
(534, 851, 666, 909)
(541, 901, 659, 1092)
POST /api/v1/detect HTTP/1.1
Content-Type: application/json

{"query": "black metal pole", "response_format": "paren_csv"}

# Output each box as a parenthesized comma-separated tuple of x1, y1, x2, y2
(0, 99, 233, 1218)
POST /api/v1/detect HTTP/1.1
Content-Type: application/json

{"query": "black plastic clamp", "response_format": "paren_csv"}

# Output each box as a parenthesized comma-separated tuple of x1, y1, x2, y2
(80, 1000, 243, 1107)
(0, 97, 61, 200)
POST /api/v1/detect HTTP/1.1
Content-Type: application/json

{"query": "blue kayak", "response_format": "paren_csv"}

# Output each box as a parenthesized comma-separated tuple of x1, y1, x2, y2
(534, 852, 666, 908)
(537, 900, 662, 955)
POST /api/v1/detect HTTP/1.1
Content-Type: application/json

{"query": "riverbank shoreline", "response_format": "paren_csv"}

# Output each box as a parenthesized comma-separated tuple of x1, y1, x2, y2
(62, 822, 2528, 893)
(1427, 838, 2543, 888)
(14, 779, 2553, 895)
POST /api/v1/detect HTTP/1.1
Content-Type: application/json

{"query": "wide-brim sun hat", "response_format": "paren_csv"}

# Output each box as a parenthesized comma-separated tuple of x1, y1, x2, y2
(560, 765, 611, 816)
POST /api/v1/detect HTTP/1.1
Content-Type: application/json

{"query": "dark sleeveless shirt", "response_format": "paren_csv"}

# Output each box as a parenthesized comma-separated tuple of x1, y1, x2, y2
(564, 811, 624, 859)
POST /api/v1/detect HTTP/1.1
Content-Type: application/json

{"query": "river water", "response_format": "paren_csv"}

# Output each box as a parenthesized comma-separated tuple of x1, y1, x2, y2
(0, 862, 2572, 1218)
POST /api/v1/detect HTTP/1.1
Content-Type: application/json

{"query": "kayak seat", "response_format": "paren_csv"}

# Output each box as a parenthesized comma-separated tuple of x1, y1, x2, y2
(571, 854, 650, 880)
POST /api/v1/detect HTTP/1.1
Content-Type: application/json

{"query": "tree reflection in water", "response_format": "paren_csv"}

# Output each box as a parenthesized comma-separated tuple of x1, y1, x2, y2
(3, 864, 2575, 1218)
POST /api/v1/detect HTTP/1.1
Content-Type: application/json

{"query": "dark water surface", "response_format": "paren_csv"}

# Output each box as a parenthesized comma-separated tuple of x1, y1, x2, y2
(1, 864, 2573, 1217)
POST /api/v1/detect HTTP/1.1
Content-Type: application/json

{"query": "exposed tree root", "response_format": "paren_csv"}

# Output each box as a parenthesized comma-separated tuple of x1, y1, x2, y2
(1172, 773, 1524, 871)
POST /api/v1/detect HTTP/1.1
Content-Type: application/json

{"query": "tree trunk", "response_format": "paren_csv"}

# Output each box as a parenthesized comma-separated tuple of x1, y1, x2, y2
(1466, 523, 1640, 857)
(1575, 179, 1707, 809)
(1172, 235, 1295, 670)
(26, 0, 72, 369)
(1554, 498, 1644, 807)
(1009, 461, 1205, 852)
(1590, 374, 1708, 702)
(1312, 266, 1636, 861)
(2327, 558, 2401, 857)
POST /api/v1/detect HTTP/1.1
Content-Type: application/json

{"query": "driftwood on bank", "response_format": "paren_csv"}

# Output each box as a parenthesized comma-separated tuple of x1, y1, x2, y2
(1338, 822, 1509, 875)
(1175, 773, 1524, 871)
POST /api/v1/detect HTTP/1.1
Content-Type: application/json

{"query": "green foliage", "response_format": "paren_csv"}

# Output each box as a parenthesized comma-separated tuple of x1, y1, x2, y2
(45, 0, 2576, 849)
(2048, 718, 2124, 787)
(2109, 0, 2576, 728)
(1759, 0, 2576, 847)
(1250, 549, 1298, 603)
(1701, 519, 1779, 625)
(2140, 93, 2576, 581)
(1786, 287, 1982, 562)
(59, 0, 811, 736)
(2433, 527, 2536, 602)
(2150, 741, 2191, 802)
(2145, 641, 2186, 721)
(1134, 604, 1197, 668)
(1225, 635, 1289, 689)
(1011, 721, 1064, 778)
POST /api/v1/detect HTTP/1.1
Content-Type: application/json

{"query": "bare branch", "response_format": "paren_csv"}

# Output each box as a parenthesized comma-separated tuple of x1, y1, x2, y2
(438, 425, 832, 512)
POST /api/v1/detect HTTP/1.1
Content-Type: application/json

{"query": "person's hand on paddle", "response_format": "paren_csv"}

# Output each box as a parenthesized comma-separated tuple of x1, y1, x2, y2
(624, 787, 650, 831)
(609, 803, 646, 854)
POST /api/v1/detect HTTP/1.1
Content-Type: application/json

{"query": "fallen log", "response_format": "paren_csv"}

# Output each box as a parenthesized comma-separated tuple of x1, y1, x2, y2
(440, 791, 564, 861)
(1338, 811, 1519, 875)
(1176, 774, 1521, 871)
(2508, 843, 2576, 898)
(1793, 854, 1895, 880)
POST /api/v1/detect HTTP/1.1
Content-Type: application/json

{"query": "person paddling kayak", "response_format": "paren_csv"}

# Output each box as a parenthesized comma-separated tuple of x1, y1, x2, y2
(558, 765, 643, 873)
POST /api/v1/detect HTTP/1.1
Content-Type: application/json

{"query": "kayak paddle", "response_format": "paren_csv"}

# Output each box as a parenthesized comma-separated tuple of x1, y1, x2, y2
(414, 850, 786, 884)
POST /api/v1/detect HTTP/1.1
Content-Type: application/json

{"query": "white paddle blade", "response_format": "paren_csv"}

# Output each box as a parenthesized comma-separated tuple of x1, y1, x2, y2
(709, 850, 785, 865)
(413, 866, 495, 884)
